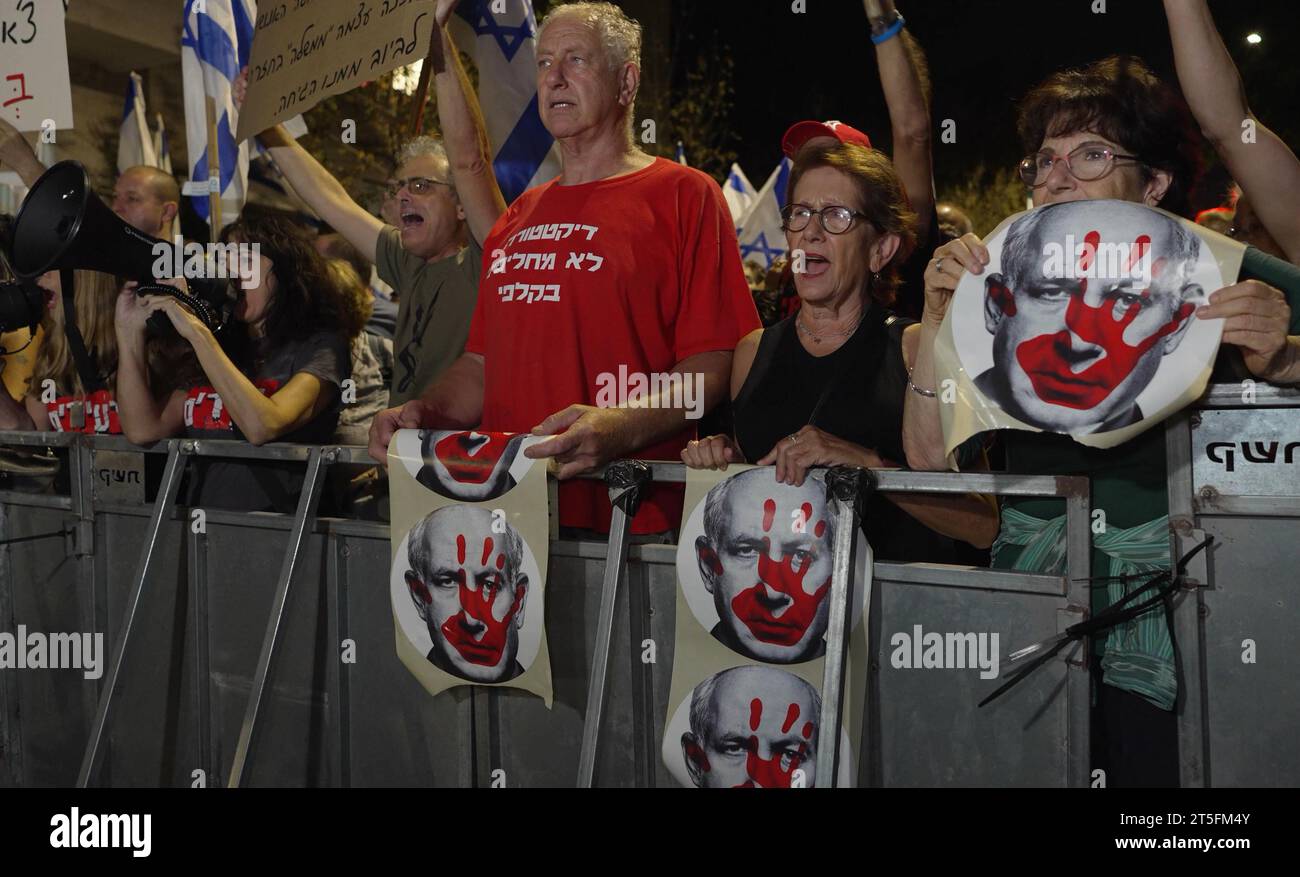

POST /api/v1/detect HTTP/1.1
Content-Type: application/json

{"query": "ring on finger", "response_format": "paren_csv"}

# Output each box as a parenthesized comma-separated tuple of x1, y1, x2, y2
(935, 257, 945, 273)
(787, 433, 800, 444)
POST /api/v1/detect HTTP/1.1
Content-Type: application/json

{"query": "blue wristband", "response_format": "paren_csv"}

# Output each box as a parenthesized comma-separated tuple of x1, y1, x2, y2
(871, 13, 905, 45)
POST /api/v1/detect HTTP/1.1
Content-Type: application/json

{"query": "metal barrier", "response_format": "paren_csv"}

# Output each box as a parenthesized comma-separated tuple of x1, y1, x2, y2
(0, 430, 1096, 787)
(1166, 383, 1300, 788)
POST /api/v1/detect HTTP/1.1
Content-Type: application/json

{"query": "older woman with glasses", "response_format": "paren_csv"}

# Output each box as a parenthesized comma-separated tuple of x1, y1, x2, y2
(903, 55, 1300, 787)
(682, 140, 999, 561)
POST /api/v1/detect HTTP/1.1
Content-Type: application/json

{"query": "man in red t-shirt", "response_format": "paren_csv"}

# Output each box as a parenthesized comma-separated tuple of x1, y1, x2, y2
(371, 2, 759, 534)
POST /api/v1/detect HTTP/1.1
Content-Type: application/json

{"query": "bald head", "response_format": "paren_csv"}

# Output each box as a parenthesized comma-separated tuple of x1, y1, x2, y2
(112, 166, 180, 239)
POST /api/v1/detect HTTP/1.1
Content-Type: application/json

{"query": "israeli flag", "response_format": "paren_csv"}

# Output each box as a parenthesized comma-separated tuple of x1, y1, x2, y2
(118, 72, 158, 173)
(181, 0, 254, 226)
(736, 157, 792, 268)
(449, 0, 561, 203)
(152, 113, 173, 175)
(723, 163, 756, 225)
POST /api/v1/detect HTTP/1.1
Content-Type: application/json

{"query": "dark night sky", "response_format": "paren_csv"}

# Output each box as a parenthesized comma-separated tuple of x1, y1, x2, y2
(677, 0, 1299, 208)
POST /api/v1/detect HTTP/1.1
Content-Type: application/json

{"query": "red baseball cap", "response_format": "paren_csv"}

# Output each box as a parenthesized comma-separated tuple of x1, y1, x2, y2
(781, 120, 872, 157)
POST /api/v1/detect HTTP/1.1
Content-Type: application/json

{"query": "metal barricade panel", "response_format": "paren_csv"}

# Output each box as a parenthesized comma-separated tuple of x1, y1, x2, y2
(201, 518, 332, 787)
(341, 531, 475, 787)
(871, 579, 1073, 787)
(485, 551, 615, 788)
(1198, 515, 1300, 787)
(99, 510, 193, 787)
(1, 503, 88, 787)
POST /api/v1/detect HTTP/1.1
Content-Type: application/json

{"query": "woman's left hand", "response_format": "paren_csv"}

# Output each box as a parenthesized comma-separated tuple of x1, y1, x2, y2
(756, 425, 886, 486)
(1198, 280, 1293, 380)
(139, 293, 210, 346)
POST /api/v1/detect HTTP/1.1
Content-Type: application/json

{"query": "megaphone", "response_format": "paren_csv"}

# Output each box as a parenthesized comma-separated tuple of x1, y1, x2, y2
(7, 160, 228, 340)
(10, 160, 166, 280)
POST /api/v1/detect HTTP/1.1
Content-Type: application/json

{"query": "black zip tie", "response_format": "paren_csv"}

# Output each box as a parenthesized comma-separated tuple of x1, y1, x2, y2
(604, 460, 651, 517)
(978, 536, 1212, 708)
(0, 530, 67, 546)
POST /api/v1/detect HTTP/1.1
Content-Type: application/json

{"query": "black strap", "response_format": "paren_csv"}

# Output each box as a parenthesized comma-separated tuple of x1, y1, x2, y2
(60, 267, 106, 393)
(978, 537, 1213, 708)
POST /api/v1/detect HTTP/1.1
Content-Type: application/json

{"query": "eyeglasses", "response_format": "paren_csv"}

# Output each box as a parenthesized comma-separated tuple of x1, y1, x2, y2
(781, 204, 872, 235)
(384, 176, 451, 198)
(1018, 144, 1144, 188)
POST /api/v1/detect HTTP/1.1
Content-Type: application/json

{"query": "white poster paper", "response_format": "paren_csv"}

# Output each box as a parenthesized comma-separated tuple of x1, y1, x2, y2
(0, 1, 74, 132)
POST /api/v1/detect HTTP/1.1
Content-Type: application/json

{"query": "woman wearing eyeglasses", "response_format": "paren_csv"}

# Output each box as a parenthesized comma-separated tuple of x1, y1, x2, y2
(682, 140, 1000, 561)
(903, 55, 1300, 787)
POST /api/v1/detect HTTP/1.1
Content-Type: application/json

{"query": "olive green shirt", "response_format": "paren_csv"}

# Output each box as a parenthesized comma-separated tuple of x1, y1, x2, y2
(376, 227, 482, 406)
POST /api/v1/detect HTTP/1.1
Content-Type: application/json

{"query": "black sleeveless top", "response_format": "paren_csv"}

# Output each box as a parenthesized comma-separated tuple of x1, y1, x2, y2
(733, 303, 982, 564)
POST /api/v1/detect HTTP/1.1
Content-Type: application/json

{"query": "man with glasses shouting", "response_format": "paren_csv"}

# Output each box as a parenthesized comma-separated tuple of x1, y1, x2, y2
(235, 0, 505, 406)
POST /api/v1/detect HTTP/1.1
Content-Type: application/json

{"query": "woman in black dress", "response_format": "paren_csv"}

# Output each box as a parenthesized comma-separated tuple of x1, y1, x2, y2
(682, 142, 997, 561)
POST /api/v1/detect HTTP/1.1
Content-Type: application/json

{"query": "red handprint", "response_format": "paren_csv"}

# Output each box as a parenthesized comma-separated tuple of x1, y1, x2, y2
(730, 496, 831, 646)
(1015, 230, 1192, 410)
(733, 698, 814, 788)
(439, 533, 523, 667)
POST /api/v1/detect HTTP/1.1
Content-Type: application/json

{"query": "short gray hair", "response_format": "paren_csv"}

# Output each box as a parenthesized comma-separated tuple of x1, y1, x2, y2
(396, 135, 450, 172)
(1002, 201, 1200, 291)
(689, 667, 822, 746)
(702, 468, 835, 548)
(408, 507, 525, 585)
(538, 1, 642, 71)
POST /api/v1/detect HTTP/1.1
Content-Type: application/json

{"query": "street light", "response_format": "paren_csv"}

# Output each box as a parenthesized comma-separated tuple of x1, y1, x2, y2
(1246, 32, 1262, 46)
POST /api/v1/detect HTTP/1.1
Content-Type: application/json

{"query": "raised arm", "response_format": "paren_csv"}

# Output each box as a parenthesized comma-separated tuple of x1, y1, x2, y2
(0, 116, 46, 188)
(866, 0, 934, 239)
(113, 288, 186, 444)
(1163, 0, 1300, 264)
(431, 0, 507, 246)
(234, 70, 384, 262)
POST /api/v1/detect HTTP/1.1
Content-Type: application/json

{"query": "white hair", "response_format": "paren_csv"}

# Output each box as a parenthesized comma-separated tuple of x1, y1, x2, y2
(396, 135, 450, 172)
(408, 507, 525, 585)
(538, 1, 642, 71)
(689, 667, 822, 746)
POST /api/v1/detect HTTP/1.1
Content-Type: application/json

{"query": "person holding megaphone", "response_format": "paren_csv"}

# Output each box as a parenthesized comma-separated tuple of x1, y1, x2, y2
(113, 210, 352, 513)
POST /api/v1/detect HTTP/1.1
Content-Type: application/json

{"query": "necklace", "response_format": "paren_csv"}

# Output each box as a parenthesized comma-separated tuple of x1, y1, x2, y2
(796, 310, 865, 344)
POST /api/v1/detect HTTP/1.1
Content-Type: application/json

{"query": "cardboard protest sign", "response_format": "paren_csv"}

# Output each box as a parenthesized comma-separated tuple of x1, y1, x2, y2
(662, 465, 872, 788)
(0, 1, 74, 132)
(236, 0, 435, 141)
(934, 200, 1246, 461)
(389, 429, 554, 706)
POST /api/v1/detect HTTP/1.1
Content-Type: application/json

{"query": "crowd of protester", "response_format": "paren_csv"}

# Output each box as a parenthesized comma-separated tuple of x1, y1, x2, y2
(1, 0, 1299, 785)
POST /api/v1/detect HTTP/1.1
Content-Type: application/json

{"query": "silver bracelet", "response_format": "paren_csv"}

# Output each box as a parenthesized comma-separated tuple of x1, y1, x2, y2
(907, 370, 937, 398)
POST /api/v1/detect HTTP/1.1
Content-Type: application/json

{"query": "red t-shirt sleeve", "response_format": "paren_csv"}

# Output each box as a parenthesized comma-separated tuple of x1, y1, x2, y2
(672, 172, 761, 362)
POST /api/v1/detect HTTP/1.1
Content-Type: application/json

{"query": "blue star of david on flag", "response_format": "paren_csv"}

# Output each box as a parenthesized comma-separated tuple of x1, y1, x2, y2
(739, 231, 786, 267)
(456, 0, 535, 63)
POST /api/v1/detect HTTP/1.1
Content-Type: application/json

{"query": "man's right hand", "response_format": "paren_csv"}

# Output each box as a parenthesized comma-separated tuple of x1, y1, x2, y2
(368, 399, 439, 465)
(922, 233, 988, 327)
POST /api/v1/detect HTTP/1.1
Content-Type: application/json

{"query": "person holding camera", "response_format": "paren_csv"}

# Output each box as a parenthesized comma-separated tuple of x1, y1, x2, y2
(114, 211, 352, 512)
